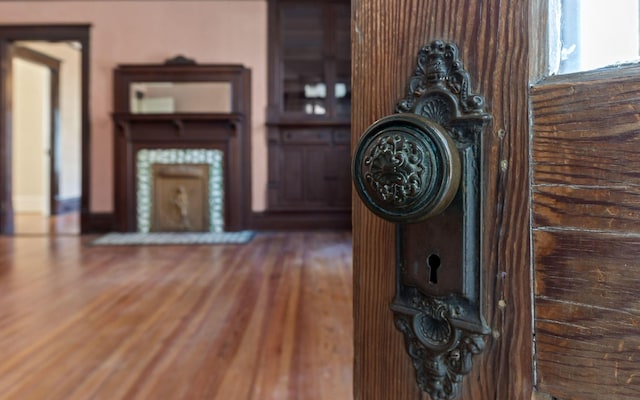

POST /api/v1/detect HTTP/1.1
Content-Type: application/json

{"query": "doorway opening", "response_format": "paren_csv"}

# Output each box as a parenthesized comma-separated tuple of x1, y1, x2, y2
(0, 25, 91, 235)
(12, 42, 81, 235)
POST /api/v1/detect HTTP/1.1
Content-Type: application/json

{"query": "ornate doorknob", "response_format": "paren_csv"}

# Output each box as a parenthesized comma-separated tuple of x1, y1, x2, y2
(352, 113, 460, 223)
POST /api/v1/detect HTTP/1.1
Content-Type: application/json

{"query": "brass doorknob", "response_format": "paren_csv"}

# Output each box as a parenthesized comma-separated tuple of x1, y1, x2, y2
(352, 113, 460, 223)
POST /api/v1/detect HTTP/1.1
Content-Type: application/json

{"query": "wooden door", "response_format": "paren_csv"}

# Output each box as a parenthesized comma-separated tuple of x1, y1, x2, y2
(353, 1, 640, 399)
(352, 0, 536, 398)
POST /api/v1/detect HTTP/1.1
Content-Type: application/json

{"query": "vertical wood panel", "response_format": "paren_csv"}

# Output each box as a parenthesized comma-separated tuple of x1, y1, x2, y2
(352, 0, 533, 398)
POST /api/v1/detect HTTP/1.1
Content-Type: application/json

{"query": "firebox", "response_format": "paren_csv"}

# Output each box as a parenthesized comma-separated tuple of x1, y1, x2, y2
(136, 149, 223, 233)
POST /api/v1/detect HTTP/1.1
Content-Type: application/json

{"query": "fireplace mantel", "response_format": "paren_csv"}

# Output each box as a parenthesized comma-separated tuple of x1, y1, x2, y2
(112, 60, 251, 232)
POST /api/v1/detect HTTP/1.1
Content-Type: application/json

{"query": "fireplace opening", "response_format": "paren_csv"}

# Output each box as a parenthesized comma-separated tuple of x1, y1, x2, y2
(136, 149, 224, 233)
(151, 164, 210, 232)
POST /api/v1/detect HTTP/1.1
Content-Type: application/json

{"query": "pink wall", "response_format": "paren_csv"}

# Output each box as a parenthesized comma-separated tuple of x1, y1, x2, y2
(0, 1, 268, 212)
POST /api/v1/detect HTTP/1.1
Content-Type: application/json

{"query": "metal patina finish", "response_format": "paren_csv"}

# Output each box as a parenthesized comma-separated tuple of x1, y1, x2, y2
(352, 40, 492, 400)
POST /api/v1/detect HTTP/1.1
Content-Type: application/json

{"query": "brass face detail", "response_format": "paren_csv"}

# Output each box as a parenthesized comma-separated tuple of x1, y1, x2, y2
(352, 40, 492, 400)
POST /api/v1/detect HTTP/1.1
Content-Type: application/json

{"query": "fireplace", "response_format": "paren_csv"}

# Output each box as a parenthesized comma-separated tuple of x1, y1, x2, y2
(112, 60, 251, 232)
(137, 149, 223, 232)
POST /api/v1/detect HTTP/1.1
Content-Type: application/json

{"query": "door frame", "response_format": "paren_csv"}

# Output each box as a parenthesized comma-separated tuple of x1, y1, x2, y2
(12, 45, 61, 216)
(0, 24, 90, 234)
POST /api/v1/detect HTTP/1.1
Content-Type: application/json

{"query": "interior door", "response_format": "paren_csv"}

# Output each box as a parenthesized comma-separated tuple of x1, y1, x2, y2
(352, 0, 535, 398)
(353, 1, 640, 399)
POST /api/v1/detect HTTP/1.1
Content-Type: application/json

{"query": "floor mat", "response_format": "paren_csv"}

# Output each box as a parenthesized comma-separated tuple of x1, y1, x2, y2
(91, 231, 255, 246)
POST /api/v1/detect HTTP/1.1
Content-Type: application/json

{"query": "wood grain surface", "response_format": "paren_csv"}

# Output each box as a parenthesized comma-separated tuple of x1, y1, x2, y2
(352, 0, 533, 398)
(533, 185, 640, 232)
(0, 232, 352, 400)
(532, 67, 640, 188)
(532, 65, 640, 399)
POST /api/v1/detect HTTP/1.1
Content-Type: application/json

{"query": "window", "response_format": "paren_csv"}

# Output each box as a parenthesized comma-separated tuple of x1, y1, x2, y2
(553, 0, 640, 74)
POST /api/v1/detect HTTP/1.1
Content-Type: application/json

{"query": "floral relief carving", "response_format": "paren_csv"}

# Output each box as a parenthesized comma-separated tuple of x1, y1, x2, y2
(362, 133, 433, 208)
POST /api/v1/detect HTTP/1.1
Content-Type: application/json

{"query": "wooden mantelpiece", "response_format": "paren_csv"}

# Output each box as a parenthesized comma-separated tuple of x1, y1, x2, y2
(112, 60, 251, 232)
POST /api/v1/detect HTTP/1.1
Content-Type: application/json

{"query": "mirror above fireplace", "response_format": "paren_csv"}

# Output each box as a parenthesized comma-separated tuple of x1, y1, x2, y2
(129, 81, 232, 114)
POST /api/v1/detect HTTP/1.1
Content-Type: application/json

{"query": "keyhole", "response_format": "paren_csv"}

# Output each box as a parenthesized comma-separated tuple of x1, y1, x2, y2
(427, 254, 441, 284)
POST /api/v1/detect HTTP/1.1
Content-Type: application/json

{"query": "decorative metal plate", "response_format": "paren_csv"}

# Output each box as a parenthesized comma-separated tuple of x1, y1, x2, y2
(352, 40, 492, 400)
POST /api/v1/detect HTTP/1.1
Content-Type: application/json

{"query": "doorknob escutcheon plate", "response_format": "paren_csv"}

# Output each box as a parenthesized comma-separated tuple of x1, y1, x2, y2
(352, 40, 492, 400)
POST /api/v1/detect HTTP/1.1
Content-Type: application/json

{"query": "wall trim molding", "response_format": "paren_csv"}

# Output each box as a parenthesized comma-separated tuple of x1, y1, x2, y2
(13, 195, 46, 213)
(82, 212, 114, 233)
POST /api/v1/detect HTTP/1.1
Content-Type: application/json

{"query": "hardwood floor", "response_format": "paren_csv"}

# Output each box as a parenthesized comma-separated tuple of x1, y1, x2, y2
(0, 232, 353, 399)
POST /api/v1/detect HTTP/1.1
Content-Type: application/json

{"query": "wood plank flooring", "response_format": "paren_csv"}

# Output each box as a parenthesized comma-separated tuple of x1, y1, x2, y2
(0, 231, 353, 400)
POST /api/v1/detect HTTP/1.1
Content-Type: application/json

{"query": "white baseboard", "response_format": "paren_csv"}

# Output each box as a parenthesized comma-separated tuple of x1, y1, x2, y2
(14, 195, 47, 213)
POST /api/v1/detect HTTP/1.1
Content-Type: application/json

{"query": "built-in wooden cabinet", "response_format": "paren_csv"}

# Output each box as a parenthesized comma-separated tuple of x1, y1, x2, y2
(265, 0, 351, 229)
(268, 125, 350, 210)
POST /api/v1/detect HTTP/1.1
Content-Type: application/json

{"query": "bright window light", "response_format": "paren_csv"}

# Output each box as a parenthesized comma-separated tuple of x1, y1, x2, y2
(556, 0, 640, 74)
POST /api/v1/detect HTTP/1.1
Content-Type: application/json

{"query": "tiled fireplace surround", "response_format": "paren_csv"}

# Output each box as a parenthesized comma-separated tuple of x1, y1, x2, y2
(136, 148, 224, 233)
